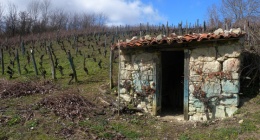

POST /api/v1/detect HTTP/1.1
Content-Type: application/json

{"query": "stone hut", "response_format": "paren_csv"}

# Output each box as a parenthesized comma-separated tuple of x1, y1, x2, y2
(112, 28, 245, 121)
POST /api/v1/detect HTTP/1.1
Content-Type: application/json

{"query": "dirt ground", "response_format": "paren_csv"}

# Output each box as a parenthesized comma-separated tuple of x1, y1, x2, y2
(0, 79, 259, 140)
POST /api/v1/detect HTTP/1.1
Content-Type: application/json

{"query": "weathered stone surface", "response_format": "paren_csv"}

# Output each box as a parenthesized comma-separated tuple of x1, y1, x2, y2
(197, 107, 205, 113)
(120, 54, 130, 62)
(125, 64, 134, 71)
(194, 100, 204, 108)
(201, 80, 221, 97)
(215, 105, 226, 118)
(189, 61, 204, 76)
(133, 63, 140, 70)
(188, 112, 196, 115)
(134, 53, 153, 62)
(202, 61, 221, 73)
(231, 72, 239, 80)
(220, 93, 239, 106)
(120, 70, 132, 79)
(221, 80, 240, 93)
(223, 58, 240, 72)
(120, 62, 125, 69)
(189, 84, 195, 95)
(120, 94, 132, 102)
(214, 28, 224, 35)
(218, 45, 241, 58)
(190, 114, 207, 121)
(190, 47, 216, 62)
(225, 106, 238, 117)
(119, 88, 126, 94)
(189, 106, 196, 112)
(190, 75, 202, 82)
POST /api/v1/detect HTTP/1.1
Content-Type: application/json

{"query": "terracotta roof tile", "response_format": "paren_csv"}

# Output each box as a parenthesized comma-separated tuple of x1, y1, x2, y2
(112, 28, 245, 50)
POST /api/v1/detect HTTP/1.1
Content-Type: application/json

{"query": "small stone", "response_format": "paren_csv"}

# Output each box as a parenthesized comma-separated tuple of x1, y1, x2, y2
(223, 58, 240, 72)
(239, 119, 243, 124)
(214, 28, 224, 35)
(120, 94, 132, 102)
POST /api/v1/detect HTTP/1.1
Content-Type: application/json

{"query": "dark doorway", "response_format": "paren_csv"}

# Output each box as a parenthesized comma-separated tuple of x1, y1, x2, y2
(161, 51, 184, 115)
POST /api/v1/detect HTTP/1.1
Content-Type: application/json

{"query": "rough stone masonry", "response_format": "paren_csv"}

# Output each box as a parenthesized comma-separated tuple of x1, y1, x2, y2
(188, 42, 242, 121)
(118, 40, 242, 121)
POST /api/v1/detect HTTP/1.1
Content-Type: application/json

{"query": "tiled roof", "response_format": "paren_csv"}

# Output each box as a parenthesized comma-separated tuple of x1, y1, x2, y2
(112, 28, 245, 50)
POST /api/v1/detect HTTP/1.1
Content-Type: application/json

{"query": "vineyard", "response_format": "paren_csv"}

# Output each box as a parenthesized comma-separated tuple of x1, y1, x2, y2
(0, 22, 259, 139)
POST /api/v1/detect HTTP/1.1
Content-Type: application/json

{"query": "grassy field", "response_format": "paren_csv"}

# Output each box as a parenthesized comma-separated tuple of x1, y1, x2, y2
(0, 32, 259, 139)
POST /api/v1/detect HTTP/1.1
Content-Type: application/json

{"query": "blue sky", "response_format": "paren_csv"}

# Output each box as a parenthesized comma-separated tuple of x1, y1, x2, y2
(0, 0, 220, 26)
(142, 0, 220, 25)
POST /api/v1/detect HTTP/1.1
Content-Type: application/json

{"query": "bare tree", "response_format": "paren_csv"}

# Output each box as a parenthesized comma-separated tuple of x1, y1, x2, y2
(206, 4, 223, 29)
(40, 0, 51, 30)
(27, 0, 41, 33)
(49, 8, 68, 30)
(220, 0, 260, 23)
(0, 2, 4, 35)
(18, 11, 32, 35)
(5, 3, 18, 37)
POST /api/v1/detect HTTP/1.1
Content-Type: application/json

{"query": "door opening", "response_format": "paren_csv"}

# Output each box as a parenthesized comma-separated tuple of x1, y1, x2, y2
(161, 51, 184, 116)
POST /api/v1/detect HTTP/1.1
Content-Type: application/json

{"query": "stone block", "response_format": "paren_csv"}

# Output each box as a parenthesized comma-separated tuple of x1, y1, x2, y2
(223, 58, 240, 72)
(201, 80, 221, 97)
(133, 63, 139, 70)
(120, 70, 131, 79)
(220, 93, 239, 106)
(221, 80, 240, 93)
(196, 107, 205, 113)
(189, 106, 196, 112)
(215, 105, 226, 118)
(231, 72, 239, 80)
(125, 64, 134, 71)
(120, 55, 130, 62)
(217, 44, 241, 58)
(120, 94, 132, 102)
(120, 62, 125, 69)
(190, 114, 206, 121)
(148, 75, 153, 81)
(189, 61, 204, 75)
(202, 61, 221, 73)
(119, 88, 126, 94)
(225, 106, 238, 117)
(189, 84, 195, 95)
(190, 75, 202, 82)
(194, 100, 203, 108)
(188, 112, 196, 115)
(190, 47, 216, 62)
(217, 56, 226, 62)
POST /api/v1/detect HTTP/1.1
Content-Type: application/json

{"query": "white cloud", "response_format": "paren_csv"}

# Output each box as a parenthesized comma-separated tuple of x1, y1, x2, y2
(0, 0, 167, 26)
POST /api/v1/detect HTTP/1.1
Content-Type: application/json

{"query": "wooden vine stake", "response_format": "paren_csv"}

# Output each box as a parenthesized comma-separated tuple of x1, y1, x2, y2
(0, 48, 4, 75)
(15, 49, 21, 75)
(47, 42, 56, 80)
(67, 50, 78, 83)
(31, 49, 38, 75)
(109, 48, 114, 89)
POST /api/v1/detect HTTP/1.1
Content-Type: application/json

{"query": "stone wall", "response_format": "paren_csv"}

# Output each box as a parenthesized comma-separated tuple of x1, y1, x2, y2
(118, 41, 242, 120)
(118, 50, 159, 114)
(188, 42, 242, 121)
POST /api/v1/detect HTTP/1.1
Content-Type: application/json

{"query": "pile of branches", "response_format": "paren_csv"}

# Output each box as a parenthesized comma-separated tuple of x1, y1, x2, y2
(37, 93, 97, 120)
(0, 79, 56, 99)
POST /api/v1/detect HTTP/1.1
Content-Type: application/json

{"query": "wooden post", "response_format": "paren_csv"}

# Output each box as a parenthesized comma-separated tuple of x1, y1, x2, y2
(47, 43, 56, 80)
(0, 48, 4, 75)
(16, 49, 21, 75)
(110, 49, 114, 89)
(31, 49, 38, 75)
(184, 49, 190, 120)
(67, 50, 78, 82)
(21, 40, 25, 55)
(117, 41, 121, 116)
